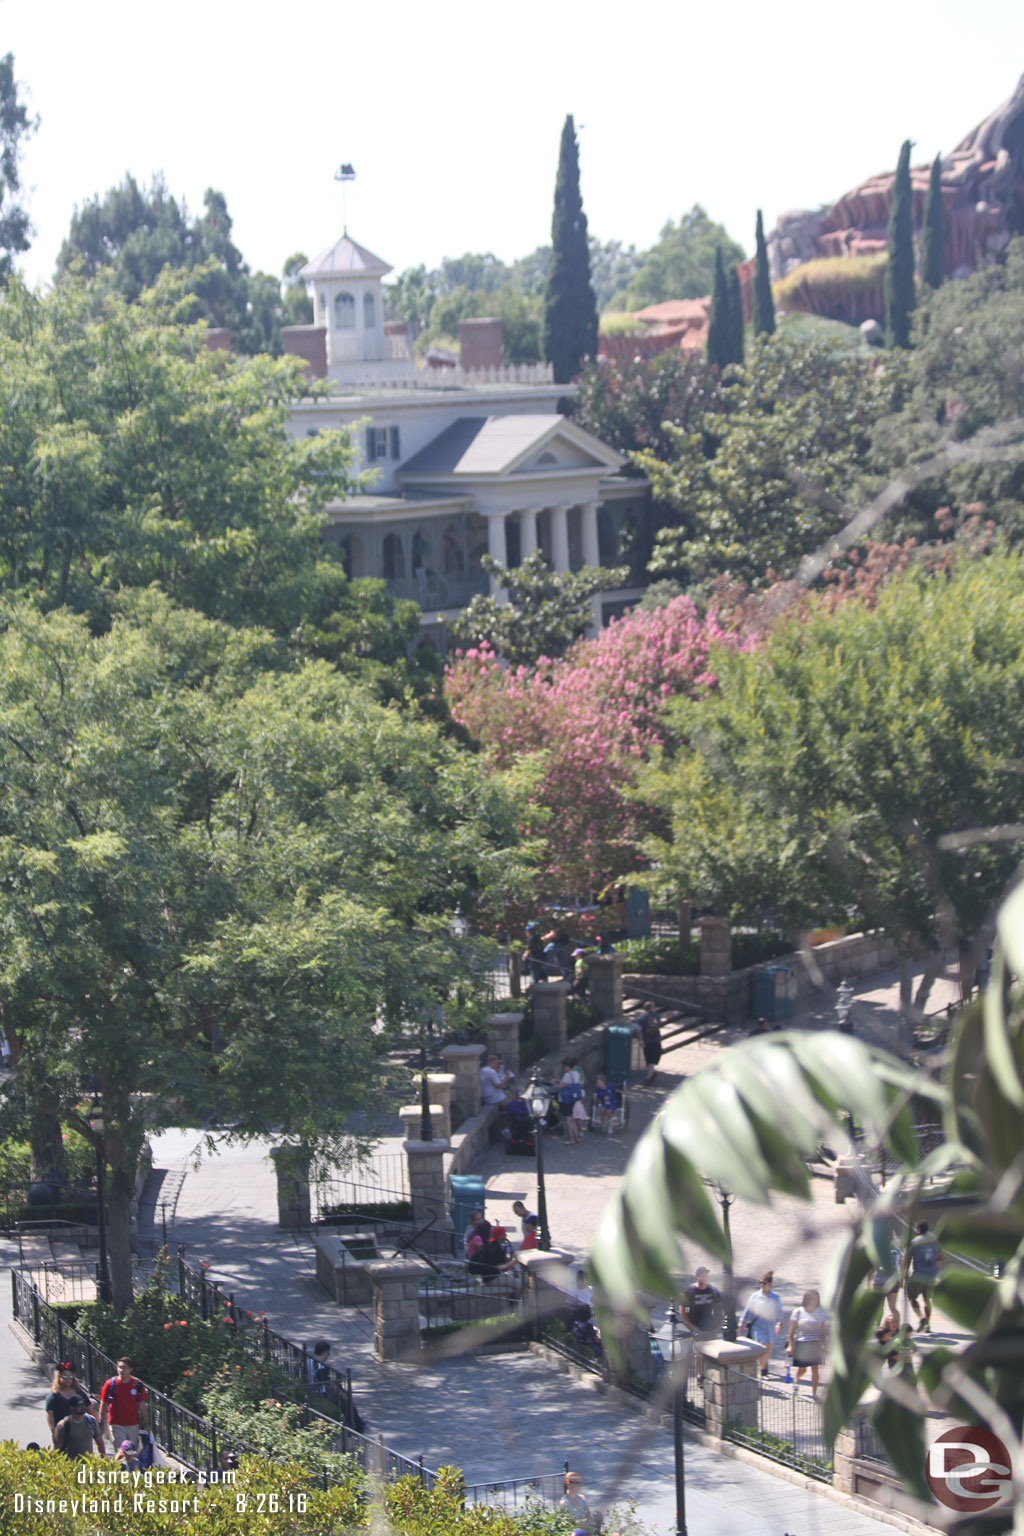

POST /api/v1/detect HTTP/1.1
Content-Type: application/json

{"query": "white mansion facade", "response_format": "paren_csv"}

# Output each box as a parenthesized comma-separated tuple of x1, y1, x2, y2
(283, 231, 650, 645)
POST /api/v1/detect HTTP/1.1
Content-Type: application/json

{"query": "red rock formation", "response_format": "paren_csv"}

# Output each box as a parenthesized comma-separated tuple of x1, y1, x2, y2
(768, 71, 1024, 318)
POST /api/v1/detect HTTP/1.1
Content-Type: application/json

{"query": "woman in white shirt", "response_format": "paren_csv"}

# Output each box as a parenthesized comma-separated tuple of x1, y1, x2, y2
(786, 1287, 828, 1396)
(739, 1270, 783, 1378)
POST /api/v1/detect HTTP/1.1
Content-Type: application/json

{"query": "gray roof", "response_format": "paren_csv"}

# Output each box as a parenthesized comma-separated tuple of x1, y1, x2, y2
(299, 234, 392, 280)
(398, 415, 576, 477)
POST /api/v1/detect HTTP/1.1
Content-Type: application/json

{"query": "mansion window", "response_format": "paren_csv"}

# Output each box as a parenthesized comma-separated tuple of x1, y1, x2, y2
(363, 292, 376, 328)
(366, 426, 401, 461)
(334, 292, 356, 329)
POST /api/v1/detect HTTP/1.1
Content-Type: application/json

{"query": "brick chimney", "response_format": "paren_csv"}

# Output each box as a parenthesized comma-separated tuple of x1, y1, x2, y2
(281, 325, 328, 381)
(204, 328, 232, 352)
(459, 317, 503, 372)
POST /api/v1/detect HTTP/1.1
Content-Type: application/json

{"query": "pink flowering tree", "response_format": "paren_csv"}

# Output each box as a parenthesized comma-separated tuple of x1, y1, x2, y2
(445, 596, 747, 897)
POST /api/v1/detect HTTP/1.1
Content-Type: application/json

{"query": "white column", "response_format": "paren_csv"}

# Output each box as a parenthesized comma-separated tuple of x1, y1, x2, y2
(581, 502, 601, 568)
(485, 513, 508, 600)
(550, 505, 570, 574)
(518, 509, 538, 558)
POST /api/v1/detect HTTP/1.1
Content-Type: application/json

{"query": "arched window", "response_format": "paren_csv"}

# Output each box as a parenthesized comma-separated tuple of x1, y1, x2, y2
(363, 291, 376, 329)
(339, 533, 365, 578)
(334, 292, 355, 329)
(382, 533, 405, 580)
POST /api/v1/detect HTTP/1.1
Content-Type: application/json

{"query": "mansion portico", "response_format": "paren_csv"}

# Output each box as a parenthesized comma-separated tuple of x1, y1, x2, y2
(283, 230, 650, 644)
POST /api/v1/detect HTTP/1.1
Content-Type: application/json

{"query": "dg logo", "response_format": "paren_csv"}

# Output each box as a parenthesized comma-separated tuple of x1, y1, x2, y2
(925, 1427, 1013, 1513)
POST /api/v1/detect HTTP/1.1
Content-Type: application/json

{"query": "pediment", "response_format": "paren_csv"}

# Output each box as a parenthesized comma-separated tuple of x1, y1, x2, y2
(511, 433, 609, 473)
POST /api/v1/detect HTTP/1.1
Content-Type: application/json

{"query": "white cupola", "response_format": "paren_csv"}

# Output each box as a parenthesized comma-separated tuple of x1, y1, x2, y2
(299, 234, 413, 383)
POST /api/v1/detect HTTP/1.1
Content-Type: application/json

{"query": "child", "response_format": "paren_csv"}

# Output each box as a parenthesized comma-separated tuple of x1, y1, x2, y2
(593, 1074, 618, 1133)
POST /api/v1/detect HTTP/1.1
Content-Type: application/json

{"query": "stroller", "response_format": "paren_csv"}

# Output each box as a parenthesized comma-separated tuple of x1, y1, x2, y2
(503, 1100, 536, 1156)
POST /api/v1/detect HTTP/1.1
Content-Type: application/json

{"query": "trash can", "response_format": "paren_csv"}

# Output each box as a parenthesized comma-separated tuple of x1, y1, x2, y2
(753, 965, 796, 1023)
(449, 1174, 485, 1249)
(604, 1023, 634, 1084)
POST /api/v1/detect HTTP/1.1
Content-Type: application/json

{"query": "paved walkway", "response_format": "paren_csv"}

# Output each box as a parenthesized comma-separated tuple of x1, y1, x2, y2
(3, 960, 957, 1533)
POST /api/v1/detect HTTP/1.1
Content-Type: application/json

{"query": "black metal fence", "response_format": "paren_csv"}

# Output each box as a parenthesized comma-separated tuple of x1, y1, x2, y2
(531, 1273, 706, 1424)
(419, 1273, 520, 1332)
(722, 1368, 831, 1479)
(312, 1153, 410, 1223)
(173, 1249, 357, 1422)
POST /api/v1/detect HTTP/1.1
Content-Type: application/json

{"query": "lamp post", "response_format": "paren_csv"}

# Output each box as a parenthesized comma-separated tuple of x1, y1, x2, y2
(418, 1043, 434, 1143)
(86, 1099, 111, 1305)
(654, 1303, 695, 1536)
(526, 1074, 552, 1251)
(835, 978, 855, 1035)
(711, 1183, 737, 1341)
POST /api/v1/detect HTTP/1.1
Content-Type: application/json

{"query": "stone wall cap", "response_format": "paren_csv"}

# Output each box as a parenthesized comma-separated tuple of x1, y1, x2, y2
(487, 1012, 525, 1025)
(439, 1043, 487, 1059)
(399, 1103, 444, 1117)
(366, 1257, 433, 1279)
(697, 1338, 766, 1363)
(402, 1138, 451, 1153)
(425, 1072, 457, 1085)
(531, 980, 570, 994)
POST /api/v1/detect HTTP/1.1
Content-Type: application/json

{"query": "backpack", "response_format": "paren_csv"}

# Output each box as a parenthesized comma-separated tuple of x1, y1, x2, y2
(558, 1082, 583, 1108)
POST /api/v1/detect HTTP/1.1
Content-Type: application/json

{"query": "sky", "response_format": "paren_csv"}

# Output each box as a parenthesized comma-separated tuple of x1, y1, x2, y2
(4, 0, 1024, 294)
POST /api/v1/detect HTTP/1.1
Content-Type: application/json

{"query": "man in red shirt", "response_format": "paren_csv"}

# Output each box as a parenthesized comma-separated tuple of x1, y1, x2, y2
(98, 1357, 149, 1450)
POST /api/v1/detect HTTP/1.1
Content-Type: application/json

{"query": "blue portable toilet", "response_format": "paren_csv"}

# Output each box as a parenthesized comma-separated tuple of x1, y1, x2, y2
(604, 1023, 634, 1084)
(449, 1174, 486, 1249)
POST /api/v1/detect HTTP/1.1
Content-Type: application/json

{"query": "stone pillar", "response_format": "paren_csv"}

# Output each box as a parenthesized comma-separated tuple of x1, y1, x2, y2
(403, 1138, 449, 1226)
(486, 514, 508, 598)
(270, 1146, 311, 1231)
(440, 1042, 485, 1124)
(518, 1249, 577, 1338)
(833, 1407, 873, 1495)
(518, 509, 538, 558)
(549, 505, 570, 573)
(700, 917, 733, 978)
(426, 1073, 456, 1139)
(531, 981, 569, 1055)
(367, 1257, 431, 1361)
(587, 953, 622, 1021)
(698, 1338, 766, 1437)
(580, 502, 601, 567)
(487, 1012, 522, 1077)
(399, 1103, 448, 1143)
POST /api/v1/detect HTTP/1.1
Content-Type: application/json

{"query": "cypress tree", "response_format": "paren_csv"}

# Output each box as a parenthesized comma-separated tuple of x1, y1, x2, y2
(885, 139, 916, 348)
(752, 209, 775, 336)
(921, 153, 944, 291)
(544, 114, 598, 384)
(727, 264, 745, 365)
(707, 247, 730, 368)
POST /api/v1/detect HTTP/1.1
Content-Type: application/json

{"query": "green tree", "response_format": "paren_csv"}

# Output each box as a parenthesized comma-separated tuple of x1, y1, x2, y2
(920, 153, 944, 291)
(644, 331, 898, 585)
(625, 205, 744, 309)
(0, 598, 513, 1309)
(544, 114, 599, 384)
(706, 247, 730, 368)
(727, 263, 745, 365)
(56, 176, 288, 354)
(644, 556, 1024, 1000)
(885, 139, 916, 348)
(0, 53, 35, 278)
(752, 209, 775, 336)
(446, 550, 627, 667)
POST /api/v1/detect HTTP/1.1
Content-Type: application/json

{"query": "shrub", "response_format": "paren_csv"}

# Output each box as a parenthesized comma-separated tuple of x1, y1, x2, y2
(566, 999, 600, 1037)
(731, 931, 791, 969)
(616, 936, 700, 975)
(319, 1199, 412, 1224)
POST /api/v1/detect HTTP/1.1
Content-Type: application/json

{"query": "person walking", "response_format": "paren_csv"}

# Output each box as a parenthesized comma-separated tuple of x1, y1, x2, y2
(786, 1288, 828, 1395)
(45, 1364, 92, 1445)
(559, 1470, 592, 1528)
(739, 1271, 783, 1377)
(97, 1357, 149, 1452)
(905, 1220, 944, 1332)
(53, 1396, 105, 1459)
(635, 1002, 662, 1085)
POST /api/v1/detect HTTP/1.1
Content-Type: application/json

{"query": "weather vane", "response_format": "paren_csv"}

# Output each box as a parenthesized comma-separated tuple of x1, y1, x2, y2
(334, 163, 356, 234)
